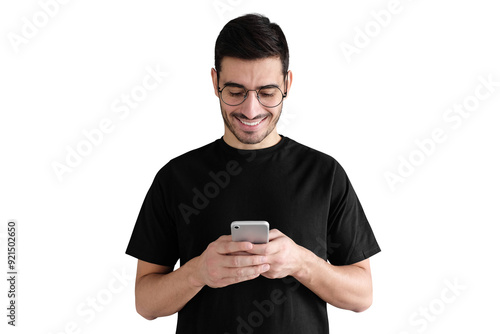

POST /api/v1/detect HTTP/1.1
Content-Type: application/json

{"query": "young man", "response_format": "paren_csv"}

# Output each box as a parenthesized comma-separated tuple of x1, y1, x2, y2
(126, 14, 380, 333)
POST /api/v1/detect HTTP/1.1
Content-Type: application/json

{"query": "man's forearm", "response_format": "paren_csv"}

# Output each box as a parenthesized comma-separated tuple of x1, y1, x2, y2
(135, 257, 203, 320)
(294, 247, 373, 312)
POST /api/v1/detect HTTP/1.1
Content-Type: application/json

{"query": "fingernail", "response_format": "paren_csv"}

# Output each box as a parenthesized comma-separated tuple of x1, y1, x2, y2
(263, 264, 270, 271)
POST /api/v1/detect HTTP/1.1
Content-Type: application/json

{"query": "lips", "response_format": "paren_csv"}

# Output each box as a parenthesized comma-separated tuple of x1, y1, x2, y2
(235, 116, 268, 129)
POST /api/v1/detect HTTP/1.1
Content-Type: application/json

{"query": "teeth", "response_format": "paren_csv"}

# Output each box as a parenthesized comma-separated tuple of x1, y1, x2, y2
(239, 117, 265, 126)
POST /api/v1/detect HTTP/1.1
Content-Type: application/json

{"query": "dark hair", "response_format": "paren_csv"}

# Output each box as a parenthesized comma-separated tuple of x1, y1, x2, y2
(215, 14, 289, 78)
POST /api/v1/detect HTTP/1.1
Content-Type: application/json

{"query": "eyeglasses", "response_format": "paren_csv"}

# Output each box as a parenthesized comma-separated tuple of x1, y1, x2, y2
(217, 77, 288, 108)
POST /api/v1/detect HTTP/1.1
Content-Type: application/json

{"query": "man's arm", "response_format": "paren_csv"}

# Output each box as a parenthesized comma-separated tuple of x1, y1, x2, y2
(249, 229, 373, 312)
(134, 260, 201, 320)
(295, 251, 372, 312)
(134, 235, 270, 320)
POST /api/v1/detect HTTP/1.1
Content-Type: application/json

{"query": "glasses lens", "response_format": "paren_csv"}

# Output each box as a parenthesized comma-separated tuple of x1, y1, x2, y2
(220, 86, 284, 107)
(221, 86, 246, 105)
(258, 87, 283, 107)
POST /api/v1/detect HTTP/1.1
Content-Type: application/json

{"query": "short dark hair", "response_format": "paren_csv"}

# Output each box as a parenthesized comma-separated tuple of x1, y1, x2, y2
(215, 13, 289, 78)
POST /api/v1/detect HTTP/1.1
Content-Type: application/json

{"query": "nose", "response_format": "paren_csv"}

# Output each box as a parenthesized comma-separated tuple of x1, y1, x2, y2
(240, 90, 263, 119)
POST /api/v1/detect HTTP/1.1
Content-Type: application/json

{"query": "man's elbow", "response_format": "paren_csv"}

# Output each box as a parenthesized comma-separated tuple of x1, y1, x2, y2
(351, 294, 373, 313)
(135, 298, 180, 320)
(136, 303, 158, 320)
(140, 313, 157, 321)
(140, 312, 157, 321)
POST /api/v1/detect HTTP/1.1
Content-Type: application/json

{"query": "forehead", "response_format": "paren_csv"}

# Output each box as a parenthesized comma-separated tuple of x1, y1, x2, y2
(219, 57, 283, 86)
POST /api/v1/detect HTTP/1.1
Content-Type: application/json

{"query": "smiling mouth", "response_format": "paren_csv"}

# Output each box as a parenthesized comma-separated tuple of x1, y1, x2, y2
(236, 116, 267, 127)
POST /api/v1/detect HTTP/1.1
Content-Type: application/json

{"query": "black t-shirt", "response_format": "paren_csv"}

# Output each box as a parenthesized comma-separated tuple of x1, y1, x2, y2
(126, 135, 381, 334)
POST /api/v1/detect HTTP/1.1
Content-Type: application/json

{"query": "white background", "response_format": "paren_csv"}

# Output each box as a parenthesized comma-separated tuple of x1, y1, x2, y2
(1, 0, 499, 333)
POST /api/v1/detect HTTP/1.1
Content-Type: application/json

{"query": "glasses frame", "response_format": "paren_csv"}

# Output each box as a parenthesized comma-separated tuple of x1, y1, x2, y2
(217, 74, 288, 108)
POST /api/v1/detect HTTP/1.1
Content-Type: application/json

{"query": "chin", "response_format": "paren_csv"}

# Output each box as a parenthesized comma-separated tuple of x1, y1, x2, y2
(235, 131, 268, 145)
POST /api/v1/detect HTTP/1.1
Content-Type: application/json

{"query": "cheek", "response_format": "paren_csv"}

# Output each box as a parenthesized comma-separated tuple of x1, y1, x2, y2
(223, 107, 238, 117)
(268, 109, 282, 120)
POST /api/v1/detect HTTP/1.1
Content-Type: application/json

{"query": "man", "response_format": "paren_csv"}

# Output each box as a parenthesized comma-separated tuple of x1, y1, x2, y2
(126, 13, 380, 333)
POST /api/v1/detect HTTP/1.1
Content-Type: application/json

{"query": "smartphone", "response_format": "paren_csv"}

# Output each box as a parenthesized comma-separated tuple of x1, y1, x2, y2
(231, 221, 269, 244)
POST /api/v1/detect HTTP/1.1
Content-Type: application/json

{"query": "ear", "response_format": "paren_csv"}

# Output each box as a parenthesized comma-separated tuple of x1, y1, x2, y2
(211, 68, 220, 98)
(284, 70, 293, 98)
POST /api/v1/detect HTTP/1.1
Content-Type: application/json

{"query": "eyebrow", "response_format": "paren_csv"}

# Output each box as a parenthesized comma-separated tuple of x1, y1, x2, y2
(222, 81, 281, 90)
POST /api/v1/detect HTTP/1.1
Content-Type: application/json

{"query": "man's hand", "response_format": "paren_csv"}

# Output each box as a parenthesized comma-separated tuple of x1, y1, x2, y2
(192, 235, 270, 288)
(245, 229, 374, 312)
(246, 229, 306, 280)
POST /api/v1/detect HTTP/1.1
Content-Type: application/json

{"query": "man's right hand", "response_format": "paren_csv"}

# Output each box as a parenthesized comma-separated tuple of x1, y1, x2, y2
(190, 235, 270, 288)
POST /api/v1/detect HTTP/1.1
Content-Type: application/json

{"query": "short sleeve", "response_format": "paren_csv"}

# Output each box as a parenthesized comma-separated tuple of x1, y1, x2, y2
(125, 166, 179, 267)
(327, 161, 380, 265)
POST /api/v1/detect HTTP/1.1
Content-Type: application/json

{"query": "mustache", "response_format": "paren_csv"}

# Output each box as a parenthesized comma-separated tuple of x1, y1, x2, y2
(231, 113, 270, 120)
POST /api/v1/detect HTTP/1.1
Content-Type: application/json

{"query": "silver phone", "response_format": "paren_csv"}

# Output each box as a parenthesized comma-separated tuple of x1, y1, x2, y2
(231, 221, 269, 244)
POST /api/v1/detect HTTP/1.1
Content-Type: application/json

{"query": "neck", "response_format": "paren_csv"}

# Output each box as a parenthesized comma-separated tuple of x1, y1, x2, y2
(223, 131, 281, 150)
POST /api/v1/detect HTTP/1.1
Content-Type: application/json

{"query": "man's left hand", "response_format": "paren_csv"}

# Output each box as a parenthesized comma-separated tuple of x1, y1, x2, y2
(246, 229, 306, 279)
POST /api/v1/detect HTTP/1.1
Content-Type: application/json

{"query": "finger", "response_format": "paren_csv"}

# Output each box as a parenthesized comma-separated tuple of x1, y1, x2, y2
(217, 235, 232, 242)
(268, 229, 283, 240)
(212, 263, 269, 287)
(223, 254, 268, 268)
(225, 263, 270, 279)
(245, 240, 280, 256)
(216, 240, 254, 255)
(216, 271, 261, 287)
